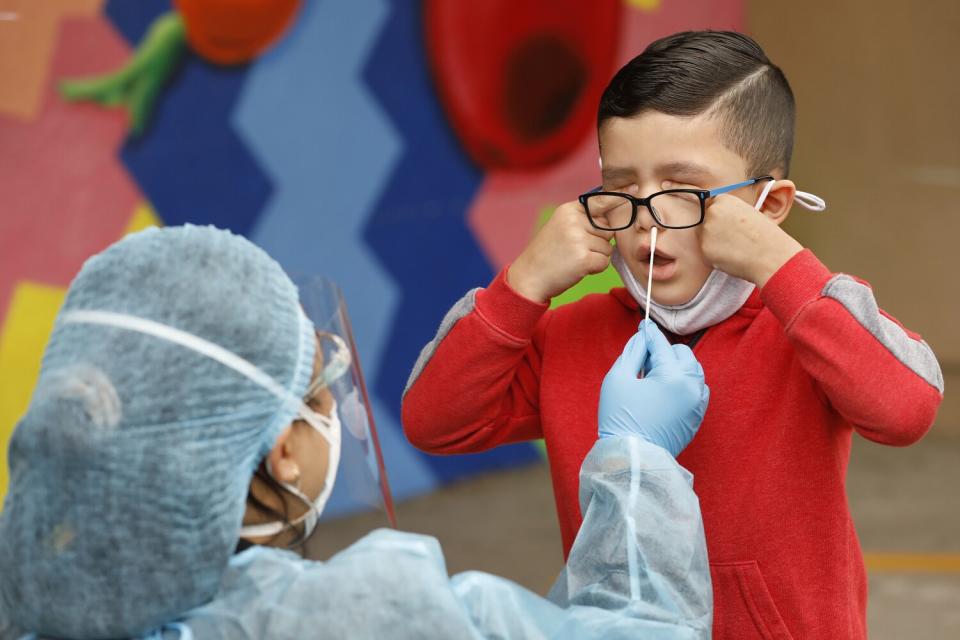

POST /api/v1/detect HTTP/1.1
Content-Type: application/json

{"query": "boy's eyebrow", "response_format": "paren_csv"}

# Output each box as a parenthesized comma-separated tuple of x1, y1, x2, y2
(656, 161, 714, 183)
(600, 166, 636, 183)
(601, 161, 718, 185)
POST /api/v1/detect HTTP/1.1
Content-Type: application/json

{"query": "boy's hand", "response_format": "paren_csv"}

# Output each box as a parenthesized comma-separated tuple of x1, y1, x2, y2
(699, 194, 804, 288)
(507, 188, 634, 303)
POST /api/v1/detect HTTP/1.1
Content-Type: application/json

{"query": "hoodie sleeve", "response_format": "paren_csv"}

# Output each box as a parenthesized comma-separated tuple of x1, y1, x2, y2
(760, 249, 943, 446)
(401, 267, 551, 454)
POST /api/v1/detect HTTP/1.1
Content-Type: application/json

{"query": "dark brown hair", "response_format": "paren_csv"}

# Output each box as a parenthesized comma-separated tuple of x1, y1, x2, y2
(236, 460, 306, 553)
(598, 31, 795, 177)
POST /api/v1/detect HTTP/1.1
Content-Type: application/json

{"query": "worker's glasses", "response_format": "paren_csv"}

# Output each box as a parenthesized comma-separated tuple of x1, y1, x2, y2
(579, 176, 774, 230)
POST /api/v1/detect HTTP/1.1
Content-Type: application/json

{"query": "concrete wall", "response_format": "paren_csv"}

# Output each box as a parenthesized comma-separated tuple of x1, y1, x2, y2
(751, 0, 960, 434)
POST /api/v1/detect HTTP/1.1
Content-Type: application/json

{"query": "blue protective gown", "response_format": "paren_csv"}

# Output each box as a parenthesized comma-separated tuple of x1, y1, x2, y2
(171, 437, 712, 639)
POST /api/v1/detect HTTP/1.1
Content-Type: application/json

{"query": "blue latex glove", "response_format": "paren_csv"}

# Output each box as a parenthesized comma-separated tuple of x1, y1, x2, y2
(598, 320, 709, 457)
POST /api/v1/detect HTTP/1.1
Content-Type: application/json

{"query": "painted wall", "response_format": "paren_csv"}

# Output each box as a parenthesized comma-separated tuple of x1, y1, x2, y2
(0, 0, 747, 508)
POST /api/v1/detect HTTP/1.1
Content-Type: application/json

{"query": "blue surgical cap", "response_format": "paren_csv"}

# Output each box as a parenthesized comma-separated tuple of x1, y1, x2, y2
(0, 225, 316, 638)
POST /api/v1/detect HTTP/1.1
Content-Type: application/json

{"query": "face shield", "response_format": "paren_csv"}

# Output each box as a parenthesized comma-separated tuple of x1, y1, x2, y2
(297, 277, 396, 527)
(60, 277, 395, 547)
(239, 276, 397, 543)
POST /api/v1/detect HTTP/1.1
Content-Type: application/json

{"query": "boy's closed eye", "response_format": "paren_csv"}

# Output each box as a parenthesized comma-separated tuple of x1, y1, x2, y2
(661, 179, 703, 191)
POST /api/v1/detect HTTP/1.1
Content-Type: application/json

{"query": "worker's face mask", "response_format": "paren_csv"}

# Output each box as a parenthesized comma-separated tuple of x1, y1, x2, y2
(240, 332, 351, 543)
(612, 182, 826, 335)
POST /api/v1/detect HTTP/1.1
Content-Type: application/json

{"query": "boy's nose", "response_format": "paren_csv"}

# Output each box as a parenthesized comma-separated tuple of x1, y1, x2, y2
(632, 204, 658, 232)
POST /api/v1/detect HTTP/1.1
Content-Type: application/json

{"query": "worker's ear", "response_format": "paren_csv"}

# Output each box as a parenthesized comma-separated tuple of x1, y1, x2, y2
(267, 426, 301, 487)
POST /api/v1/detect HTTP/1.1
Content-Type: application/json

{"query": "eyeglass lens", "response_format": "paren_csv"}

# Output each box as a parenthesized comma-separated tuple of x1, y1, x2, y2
(585, 191, 703, 230)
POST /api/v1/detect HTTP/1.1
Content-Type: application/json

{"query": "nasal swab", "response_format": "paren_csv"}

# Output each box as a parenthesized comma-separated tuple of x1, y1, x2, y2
(645, 226, 657, 321)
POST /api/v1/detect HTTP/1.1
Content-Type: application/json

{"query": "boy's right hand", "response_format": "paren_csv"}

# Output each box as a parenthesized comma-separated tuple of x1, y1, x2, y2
(507, 187, 637, 303)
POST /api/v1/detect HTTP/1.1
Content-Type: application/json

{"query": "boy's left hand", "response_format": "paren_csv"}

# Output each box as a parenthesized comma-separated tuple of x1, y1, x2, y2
(698, 194, 804, 288)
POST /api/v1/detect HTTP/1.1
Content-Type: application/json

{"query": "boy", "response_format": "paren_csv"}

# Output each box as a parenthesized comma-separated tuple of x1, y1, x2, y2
(402, 31, 943, 639)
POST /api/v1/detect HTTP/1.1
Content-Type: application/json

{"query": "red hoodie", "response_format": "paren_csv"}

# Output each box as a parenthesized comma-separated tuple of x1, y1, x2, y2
(402, 249, 943, 639)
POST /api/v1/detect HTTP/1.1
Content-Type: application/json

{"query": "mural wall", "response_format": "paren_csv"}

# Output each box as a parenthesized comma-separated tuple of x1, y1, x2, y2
(0, 0, 743, 509)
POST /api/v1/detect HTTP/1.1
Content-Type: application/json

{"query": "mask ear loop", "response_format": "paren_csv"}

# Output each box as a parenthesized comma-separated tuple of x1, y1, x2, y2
(294, 401, 341, 537)
(239, 400, 342, 543)
(755, 179, 776, 210)
(794, 191, 826, 211)
(754, 180, 827, 212)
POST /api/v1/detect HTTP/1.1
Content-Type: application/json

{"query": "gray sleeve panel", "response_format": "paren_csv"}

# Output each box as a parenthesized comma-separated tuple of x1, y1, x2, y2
(403, 288, 481, 399)
(821, 275, 944, 393)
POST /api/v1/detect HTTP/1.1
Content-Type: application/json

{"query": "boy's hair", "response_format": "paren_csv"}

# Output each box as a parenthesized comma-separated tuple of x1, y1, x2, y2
(598, 31, 795, 177)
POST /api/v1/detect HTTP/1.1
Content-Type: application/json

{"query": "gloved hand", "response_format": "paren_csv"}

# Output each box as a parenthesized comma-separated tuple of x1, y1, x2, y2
(598, 320, 709, 457)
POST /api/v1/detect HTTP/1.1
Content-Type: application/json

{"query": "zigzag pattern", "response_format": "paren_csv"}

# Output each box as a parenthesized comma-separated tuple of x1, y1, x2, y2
(105, 0, 272, 236)
(362, 0, 540, 481)
(233, 0, 437, 509)
(104, 0, 540, 499)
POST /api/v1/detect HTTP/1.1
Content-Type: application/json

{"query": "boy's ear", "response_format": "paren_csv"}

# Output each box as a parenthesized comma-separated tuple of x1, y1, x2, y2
(759, 179, 796, 226)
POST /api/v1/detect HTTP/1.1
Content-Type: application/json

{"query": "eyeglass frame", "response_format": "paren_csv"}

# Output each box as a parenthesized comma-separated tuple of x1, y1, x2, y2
(578, 175, 775, 230)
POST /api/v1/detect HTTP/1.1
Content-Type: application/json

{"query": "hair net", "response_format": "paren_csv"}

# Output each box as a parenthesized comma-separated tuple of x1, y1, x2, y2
(0, 225, 316, 638)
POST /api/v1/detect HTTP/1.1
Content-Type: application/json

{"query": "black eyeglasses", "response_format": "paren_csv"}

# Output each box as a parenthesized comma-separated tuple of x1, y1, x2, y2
(578, 176, 774, 230)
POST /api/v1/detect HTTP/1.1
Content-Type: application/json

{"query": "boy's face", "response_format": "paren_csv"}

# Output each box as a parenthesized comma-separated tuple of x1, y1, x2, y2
(599, 111, 768, 306)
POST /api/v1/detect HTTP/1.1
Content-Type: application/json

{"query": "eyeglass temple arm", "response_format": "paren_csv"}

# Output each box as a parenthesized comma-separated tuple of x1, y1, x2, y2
(704, 178, 826, 212)
(589, 178, 770, 198)
(706, 177, 770, 197)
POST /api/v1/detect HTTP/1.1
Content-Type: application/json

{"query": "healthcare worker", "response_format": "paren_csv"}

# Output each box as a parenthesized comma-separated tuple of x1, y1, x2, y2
(0, 225, 711, 639)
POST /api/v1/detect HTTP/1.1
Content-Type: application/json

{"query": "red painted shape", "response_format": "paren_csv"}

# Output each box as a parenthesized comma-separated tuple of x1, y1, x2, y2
(425, 0, 622, 170)
(174, 0, 301, 65)
(466, 0, 746, 271)
(0, 16, 141, 320)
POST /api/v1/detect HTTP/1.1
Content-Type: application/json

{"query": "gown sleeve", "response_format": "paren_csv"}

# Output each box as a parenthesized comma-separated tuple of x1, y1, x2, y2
(175, 437, 711, 640)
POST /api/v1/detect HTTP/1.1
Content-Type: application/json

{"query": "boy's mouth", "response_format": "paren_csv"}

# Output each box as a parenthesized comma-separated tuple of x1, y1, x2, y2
(637, 245, 678, 281)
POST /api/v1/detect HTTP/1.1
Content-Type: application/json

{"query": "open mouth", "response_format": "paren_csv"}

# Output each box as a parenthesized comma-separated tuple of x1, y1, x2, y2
(638, 246, 678, 281)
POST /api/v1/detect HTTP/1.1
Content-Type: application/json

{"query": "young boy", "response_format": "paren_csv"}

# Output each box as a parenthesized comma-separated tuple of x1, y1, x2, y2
(402, 31, 943, 639)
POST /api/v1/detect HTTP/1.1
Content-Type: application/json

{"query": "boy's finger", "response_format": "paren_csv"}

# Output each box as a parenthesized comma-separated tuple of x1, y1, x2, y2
(582, 188, 636, 237)
(585, 235, 614, 256)
(643, 320, 677, 371)
(587, 191, 633, 213)
(581, 212, 615, 240)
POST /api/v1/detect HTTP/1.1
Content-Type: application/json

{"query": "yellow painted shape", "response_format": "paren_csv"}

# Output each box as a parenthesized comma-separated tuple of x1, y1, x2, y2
(0, 281, 67, 503)
(865, 553, 960, 574)
(124, 201, 162, 235)
(625, 0, 661, 12)
(0, 202, 157, 503)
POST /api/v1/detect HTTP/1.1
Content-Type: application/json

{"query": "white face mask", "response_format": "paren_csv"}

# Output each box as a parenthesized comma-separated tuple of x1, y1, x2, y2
(238, 401, 342, 542)
(611, 182, 826, 335)
(238, 332, 354, 543)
